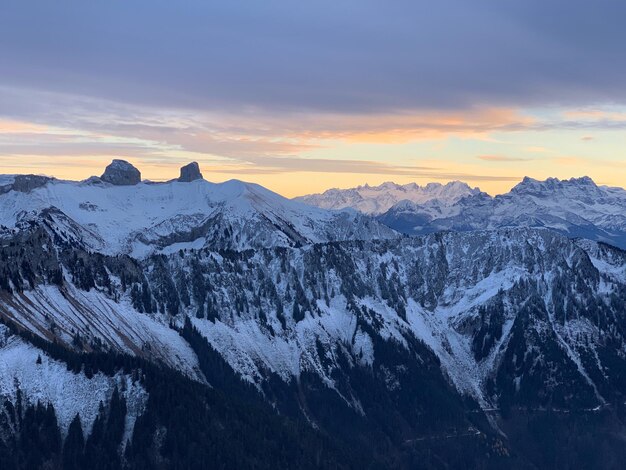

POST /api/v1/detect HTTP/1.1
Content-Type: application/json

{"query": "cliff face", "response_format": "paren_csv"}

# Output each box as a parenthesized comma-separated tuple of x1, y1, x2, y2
(101, 159, 141, 186)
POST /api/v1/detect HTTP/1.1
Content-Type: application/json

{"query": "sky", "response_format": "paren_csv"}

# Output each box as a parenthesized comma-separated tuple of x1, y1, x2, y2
(0, 0, 625, 197)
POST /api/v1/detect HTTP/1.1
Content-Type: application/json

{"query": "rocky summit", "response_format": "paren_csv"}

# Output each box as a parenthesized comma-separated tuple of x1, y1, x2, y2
(178, 161, 203, 182)
(100, 159, 141, 185)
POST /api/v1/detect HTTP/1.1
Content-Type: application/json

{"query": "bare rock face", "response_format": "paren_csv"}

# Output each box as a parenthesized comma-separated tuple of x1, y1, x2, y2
(6, 175, 52, 193)
(178, 162, 203, 182)
(101, 160, 141, 186)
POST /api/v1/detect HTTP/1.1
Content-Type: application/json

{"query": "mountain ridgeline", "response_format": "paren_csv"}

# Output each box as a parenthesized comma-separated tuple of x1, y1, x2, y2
(0, 162, 625, 469)
(299, 177, 626, 249)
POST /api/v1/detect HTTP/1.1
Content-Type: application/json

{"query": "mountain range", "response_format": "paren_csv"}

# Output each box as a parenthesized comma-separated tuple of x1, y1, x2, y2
(0, 161, 625, 469)
(0, 161, 395, 257)
(294, 180, 481, 215)
(298, 177, 626, 249)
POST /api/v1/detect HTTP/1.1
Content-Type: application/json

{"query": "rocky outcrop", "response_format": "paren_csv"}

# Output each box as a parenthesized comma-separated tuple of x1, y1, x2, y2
(101, 159, 141, 185)
(178, 162, 203, 182)
(12, 175, 52, 193)
(0, 175, 52, 195)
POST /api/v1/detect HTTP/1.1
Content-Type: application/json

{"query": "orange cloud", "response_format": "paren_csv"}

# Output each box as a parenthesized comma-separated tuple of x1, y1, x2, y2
(477, 155, 534, 162)
(279, 107, 536, 144)
(0, 119, 49, 134)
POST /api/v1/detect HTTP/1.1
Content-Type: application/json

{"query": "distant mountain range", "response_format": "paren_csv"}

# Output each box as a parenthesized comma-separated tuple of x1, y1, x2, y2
(298, 176, 626, 249)
(295, 180, 481, 215)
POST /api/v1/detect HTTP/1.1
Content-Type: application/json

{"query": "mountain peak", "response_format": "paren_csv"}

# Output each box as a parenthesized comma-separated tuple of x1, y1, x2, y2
(379, 181, 401, 190)
(569, 175, 597, 186)
(179, 162, 203, 182)
(512, 175, 599, 194)
(101, 159, 141, 186)
(444, 180, 471, 189)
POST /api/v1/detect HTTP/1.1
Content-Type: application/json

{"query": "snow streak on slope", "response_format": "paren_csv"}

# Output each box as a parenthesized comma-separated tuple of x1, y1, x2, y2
(576, 239, 626, 284)
(0, 284, 202, 380)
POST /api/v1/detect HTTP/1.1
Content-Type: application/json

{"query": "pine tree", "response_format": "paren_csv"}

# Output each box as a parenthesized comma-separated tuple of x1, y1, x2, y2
(63, 413, 85, 470)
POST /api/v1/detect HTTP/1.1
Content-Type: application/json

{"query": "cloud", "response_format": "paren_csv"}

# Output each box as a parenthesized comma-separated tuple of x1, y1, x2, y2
(477, 155, 534, 162)
(581, 136, 594, 141)
(0, 87, 538, 164)
(563, 110, 626, 121)
(0, 87, 620, 186)
(203, 155, 521, 183)
(1, 1, 626, 115)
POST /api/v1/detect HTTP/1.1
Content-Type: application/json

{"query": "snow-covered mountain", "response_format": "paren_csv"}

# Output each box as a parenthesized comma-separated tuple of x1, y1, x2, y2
(1, 168, 624, 408)
(295, 181, 481, 215)
(0, 161, 397, 257)
(1, 164, 626, 467)
(2, 216, 625, 412)
(311, 176, 626, 249)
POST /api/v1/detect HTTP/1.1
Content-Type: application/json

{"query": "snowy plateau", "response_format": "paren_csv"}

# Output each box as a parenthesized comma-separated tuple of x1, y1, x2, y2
(1, 161, 626, 468)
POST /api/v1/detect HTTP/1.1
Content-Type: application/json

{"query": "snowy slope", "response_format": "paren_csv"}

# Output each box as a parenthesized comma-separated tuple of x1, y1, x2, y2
(0, 324, 147, 437)
(137, 228, 626, 409)
(1, 166, 625, 419)
(295, 181, 481, 215)
(0, 166, 397, 257)
(1, 221, 625, 413)
(0, 285, 202, 380)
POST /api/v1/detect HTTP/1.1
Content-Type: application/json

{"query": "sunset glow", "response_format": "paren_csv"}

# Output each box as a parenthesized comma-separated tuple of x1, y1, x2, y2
(0, 2, 624, 196)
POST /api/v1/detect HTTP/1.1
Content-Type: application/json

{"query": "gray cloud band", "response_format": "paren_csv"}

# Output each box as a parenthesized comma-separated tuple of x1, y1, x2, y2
(1, 1, 626, 114)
